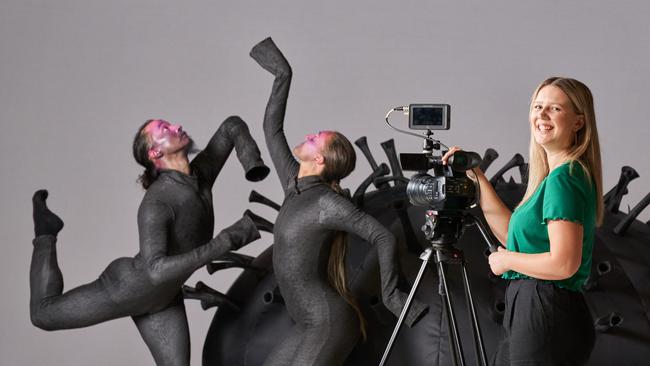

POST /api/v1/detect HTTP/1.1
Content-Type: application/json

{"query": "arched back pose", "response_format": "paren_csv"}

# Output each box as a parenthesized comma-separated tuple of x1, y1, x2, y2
(250, 37, 428, 366)
(30, 116, 270, 365)
(443, 77, 601, 365)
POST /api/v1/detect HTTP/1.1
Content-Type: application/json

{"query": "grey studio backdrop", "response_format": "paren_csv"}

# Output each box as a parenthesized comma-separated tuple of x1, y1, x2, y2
(1, 1, 649, 365)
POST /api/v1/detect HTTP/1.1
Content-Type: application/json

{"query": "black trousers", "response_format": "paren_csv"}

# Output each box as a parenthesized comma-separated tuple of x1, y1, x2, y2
(492, 279, 595, 366)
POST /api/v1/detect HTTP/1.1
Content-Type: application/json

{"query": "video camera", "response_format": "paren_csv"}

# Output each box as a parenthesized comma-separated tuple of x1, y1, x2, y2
(385, 104, 481, 211)
(380, 104, 496, 366)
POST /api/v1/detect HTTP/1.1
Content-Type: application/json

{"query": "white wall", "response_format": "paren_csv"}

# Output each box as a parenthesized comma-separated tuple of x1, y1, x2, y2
(2, 1, 648, 364)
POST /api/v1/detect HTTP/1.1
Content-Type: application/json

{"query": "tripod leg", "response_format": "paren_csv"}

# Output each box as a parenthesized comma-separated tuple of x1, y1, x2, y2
(437, 259, 465, 366)
(461, 265, 488, 366)
(379, 248, 432, 366)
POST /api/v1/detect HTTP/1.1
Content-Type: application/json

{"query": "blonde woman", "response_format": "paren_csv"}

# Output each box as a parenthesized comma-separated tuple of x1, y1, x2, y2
(443, 77, 601, 365)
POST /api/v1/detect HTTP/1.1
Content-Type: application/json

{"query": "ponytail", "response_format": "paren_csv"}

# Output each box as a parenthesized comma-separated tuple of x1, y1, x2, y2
(327, 181, 367, 341)
(133, 119, 159, 190)
(137, 165, 159, 190)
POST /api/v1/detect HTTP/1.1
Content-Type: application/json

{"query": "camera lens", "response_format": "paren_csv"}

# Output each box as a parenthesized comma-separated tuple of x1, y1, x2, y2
(406, 173, 444, 206)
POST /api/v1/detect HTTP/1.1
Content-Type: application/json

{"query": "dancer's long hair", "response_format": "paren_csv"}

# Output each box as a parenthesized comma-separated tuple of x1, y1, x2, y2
(519, 77, 604, 225)
(320, 131, 367, 340)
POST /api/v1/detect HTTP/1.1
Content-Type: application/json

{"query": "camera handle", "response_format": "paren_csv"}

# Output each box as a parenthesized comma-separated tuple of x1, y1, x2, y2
(378, 212, 497, 366)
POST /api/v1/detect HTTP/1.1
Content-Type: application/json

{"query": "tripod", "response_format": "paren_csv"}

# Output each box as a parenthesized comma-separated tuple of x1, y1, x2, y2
(379, 210, 500, 366)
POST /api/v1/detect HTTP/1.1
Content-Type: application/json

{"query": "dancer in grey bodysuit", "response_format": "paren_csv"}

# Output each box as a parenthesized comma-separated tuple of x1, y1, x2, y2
(30, 116, 269, 365)
(251, 38, 427, 366)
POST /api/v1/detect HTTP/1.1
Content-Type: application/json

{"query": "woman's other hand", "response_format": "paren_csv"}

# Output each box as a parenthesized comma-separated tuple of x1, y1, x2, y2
(488, 246, 510, 275)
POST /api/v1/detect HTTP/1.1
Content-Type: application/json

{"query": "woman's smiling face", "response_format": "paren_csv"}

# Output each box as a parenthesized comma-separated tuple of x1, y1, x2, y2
(530, 85, 584, 152)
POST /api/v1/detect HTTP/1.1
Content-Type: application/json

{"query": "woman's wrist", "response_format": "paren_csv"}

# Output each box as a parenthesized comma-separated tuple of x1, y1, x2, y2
(469, 168, 488, 184)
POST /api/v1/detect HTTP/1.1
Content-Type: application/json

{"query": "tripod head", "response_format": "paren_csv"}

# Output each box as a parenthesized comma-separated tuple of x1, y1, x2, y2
(422, 210, 501, 254)
(422, 210, 466, 248)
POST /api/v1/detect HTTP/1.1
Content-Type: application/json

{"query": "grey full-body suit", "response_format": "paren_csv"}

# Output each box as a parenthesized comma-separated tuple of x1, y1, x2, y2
(251, 38, 427, 366)
(29, 117, 269, 366)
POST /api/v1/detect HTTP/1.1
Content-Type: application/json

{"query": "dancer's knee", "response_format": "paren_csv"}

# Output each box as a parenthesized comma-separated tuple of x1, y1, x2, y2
(30, 305, 61, 331)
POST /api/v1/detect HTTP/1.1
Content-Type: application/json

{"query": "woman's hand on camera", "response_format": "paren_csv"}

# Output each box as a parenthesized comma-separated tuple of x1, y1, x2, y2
(442, 146, 480, 181)
(441, 146, 462, 166)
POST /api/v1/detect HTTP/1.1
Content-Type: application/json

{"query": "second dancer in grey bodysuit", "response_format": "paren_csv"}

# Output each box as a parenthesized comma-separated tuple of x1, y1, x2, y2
(251, 37, 427, 366)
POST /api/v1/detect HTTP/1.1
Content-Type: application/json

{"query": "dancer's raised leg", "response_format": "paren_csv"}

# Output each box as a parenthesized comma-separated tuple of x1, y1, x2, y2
(30, 190, 124, 330)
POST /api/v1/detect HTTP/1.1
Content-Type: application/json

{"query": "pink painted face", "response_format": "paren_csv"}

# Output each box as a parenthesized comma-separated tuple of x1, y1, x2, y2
(145, 119, 191, 159)
(293, 131, 333, 161)
(530, 85, 584, 152)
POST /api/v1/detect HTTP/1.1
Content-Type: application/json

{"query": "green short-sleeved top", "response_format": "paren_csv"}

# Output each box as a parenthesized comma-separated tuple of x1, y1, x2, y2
(502, 161, 596, 292)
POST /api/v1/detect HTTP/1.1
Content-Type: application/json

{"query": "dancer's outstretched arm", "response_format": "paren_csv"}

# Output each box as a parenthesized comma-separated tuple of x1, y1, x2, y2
(250, 37, 299, 190)
(137, 199, 260, 285)
(191, 116, 269, 186)
(318, 194, 429, 327)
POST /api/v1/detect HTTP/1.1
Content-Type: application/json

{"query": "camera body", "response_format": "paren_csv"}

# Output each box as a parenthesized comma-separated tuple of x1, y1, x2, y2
(399, 104, 479, 211)
(401, 153, 477, 211)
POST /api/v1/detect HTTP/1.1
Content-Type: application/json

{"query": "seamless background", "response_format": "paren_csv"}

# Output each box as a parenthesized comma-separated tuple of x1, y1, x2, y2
(1, 1, 649, 365)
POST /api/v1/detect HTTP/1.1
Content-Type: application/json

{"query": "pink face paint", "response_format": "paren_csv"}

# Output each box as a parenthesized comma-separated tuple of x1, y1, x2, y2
(146, 120, 186, 144)
(145, 119, 191, 166)
(293, 131, 334, 161)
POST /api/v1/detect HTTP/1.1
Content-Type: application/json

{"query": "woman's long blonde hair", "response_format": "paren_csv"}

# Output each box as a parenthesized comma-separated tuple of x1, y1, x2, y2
(320, 131, 367, 341)
(519, 77, 604, 225)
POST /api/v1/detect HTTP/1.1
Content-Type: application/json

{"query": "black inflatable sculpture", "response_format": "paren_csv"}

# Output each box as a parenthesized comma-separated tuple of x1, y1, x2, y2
(197, 140, 650, 365)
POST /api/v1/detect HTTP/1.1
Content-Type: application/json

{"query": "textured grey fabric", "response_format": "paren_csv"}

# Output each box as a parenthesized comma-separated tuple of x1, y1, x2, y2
(29, 117, 267, 366)
(251, 37, 427, 366)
